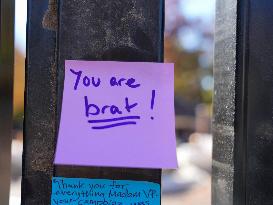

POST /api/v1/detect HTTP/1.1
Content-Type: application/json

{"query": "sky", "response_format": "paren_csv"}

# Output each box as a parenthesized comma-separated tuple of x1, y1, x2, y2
(15, 0, 27, 54)
(181, 0, 215, 22)
(179, 0, 215, 52)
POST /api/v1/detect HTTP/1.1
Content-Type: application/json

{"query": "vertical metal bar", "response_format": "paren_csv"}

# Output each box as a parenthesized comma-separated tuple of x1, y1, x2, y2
(55, 0, 163, 189)
(233, 0, 249, 204)
(22, 0, 58, 204)
(214, 0, 273, 204)
(23, 0, 164, 203)
(245, 1, 273, 204)
(0, 0, 14, 204)
(212, 0, 238, 204)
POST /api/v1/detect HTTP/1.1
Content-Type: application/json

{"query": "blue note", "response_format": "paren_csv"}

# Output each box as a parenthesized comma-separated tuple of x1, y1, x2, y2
(51, 177, 161, 205)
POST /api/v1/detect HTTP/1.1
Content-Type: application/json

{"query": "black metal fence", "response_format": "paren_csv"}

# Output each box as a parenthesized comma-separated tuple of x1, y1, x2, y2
(22, 0, 164, 204)
(213, 0, 273, 205)
(2, 0, 273, 204)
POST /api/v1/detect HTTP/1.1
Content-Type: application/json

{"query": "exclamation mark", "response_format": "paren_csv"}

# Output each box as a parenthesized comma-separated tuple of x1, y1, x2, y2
(150, 90, 156, 120)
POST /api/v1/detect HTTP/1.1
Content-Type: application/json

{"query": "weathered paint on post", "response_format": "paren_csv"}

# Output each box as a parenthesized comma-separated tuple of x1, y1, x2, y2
(22, 1, 58, 204)
(213, 0, 273, 204)
(212, 0, 237, 204)
(55, 0, 163, 181)
(23, 0, 164, 204)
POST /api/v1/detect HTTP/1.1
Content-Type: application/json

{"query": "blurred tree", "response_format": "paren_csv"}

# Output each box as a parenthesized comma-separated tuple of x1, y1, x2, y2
(165, 0, 214, 104)
(13, 49, 25, 129)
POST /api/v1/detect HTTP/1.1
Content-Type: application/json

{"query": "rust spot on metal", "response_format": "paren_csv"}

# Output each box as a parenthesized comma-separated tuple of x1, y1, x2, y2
(42, 0, 58, 31)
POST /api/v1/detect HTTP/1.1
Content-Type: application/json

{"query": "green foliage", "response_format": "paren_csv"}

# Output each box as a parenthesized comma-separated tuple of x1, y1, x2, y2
(165, 0, 214, 105)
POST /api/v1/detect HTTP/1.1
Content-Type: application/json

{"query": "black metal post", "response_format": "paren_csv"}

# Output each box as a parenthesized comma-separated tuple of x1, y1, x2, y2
(213, 0, 273, 204)
(22, 0, 164, 204)
(22, 0, 58, 203)
(0, 0, 14, 204)
(212, 1, 237, 204)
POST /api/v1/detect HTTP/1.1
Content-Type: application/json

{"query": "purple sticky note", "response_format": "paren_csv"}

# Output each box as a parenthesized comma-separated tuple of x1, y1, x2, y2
(54, 60, 177, 169)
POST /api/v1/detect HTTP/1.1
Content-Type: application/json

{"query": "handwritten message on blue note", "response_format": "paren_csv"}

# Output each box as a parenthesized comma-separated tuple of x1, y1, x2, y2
(51, 177, 160, 205)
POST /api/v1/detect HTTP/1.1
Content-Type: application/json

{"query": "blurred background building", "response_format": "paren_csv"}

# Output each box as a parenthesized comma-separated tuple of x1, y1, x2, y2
(10, 0, 215, 204)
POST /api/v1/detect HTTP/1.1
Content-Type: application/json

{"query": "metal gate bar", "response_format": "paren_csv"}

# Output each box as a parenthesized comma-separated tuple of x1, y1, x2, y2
(213, 1, 273, 204)
(22, 0, 164, 204)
